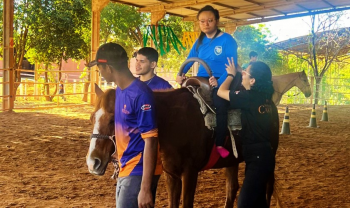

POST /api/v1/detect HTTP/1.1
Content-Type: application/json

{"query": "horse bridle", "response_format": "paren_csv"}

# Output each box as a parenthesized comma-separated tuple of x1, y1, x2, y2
(90, 134, 116, 157)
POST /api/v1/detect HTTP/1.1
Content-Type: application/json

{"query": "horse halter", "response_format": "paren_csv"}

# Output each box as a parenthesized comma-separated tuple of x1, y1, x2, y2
(90, 134, 116, 157)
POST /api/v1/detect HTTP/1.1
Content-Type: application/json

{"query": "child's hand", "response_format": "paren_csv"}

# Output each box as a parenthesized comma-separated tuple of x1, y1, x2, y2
(209, 76, 218, 87)
(176, 73, 186, 85)
(225, 57, 236, 76)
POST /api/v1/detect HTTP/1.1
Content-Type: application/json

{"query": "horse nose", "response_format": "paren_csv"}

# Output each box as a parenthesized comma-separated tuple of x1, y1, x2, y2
(87, 157, 101, 171)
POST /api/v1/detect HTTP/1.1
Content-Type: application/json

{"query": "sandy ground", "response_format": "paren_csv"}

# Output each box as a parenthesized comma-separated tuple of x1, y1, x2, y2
(0, 104, 349, 208)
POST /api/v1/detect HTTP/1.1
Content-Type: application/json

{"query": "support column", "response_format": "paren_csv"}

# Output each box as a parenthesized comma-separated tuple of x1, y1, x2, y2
(2, 0, 14, 111)
(225, 23, 237, 35)
(90, 0, 109, 104)
(150, 10, 166, 49)
(192, 21, 201, 76)
(151, 10, 166, 25)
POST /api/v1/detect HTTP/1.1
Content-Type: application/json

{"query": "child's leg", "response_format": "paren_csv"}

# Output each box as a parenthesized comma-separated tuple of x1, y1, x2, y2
(212, 88, 230, 158)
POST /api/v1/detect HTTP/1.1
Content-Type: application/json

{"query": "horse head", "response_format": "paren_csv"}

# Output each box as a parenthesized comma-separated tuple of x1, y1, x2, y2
(296, 70, 312, 97)
(86, 84, 116, 175)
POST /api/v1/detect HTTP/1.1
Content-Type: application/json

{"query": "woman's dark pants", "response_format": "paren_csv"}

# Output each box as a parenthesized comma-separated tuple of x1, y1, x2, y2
(238, 143, 275, 208)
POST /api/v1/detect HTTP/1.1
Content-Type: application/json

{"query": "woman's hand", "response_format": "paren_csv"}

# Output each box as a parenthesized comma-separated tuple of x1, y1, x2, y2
(176, 73, 186, 85)
(225, 57, 237, 76)
(209, 76, 218, 87)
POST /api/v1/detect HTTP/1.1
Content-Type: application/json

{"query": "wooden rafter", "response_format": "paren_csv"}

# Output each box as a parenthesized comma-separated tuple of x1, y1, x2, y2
(231, 6, 350, 26)
(139, 0, 223, 12)
(183, 0, 327, 21)
(295, 4, 311, 12)
(247, 12, 262, 18)
(212, 2, 239, 10)
(271, 8, 286, 15)
(322, 0, 335, 8)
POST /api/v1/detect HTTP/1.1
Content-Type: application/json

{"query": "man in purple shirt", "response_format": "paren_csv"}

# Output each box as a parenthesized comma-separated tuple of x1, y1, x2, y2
(88, 43, 161, 208)
(135, 47, 173, 90)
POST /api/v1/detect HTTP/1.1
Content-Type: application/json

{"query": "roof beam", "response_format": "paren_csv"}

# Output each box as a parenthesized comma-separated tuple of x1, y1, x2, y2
(322, 0, 335, 8)
(271, 8, 286, 15)
(230, 6, 350, 26)
(247, 12, 262, 18)
(139, 0, 222, 12)
(244, 0, 262, 6)
(184, 0, 325, 21)
(212, 2, 239, 10)
(295, 4, 311, 12)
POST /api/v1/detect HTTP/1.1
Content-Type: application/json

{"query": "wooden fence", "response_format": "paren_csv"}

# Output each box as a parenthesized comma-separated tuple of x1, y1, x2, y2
(2, 67, 348, 111)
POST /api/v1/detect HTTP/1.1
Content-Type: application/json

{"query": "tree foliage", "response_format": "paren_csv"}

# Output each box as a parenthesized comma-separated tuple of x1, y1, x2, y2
(273, 12, 350, 104)
(27, 0, 90, 65)
(100, 3, 146, 54)
(2, 0, 91, 101)
(234, 25, 283, 74)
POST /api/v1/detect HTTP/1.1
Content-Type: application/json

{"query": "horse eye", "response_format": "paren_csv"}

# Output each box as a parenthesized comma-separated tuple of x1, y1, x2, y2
(109, 120, 115, 125)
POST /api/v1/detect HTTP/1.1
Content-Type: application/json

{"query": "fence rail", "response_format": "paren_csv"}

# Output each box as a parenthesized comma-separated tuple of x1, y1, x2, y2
(1, 68, 349, 111)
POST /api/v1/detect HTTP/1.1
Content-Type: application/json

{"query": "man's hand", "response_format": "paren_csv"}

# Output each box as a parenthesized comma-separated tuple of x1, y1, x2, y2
(176, 73, 186, 85)
(138, 189, 154, 208)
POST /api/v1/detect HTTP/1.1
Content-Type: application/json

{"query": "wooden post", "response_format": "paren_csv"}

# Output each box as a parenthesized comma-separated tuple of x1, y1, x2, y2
(150, 10, 166, 49)
(2, 0, 15, 111)
(90, 0, 109, 105)
(225, 23, 237, 35)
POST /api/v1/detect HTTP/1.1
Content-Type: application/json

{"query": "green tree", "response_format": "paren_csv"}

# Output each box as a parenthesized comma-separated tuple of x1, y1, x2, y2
(234, 25, 283, 74)
(26, 0, 91, 101)
(274, 13, 350, 104)
(100, 3, 146, 54)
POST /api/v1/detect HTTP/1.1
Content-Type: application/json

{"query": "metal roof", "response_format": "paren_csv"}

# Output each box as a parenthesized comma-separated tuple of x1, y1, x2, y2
(270, 27, 350, 57)
(111, 0, 350, 26)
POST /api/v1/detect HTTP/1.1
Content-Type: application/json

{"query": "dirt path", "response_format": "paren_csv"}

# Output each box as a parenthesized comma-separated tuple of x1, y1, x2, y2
(0, 104, 349, 207)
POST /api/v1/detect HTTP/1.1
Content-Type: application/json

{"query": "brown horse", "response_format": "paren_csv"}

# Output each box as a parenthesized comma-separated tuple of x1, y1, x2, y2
(272, 71, 312, 105)
(86, 84, 280, 208)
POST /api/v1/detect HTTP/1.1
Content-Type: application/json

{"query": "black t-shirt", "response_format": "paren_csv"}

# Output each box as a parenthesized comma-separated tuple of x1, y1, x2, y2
(229, 90, 273, 145)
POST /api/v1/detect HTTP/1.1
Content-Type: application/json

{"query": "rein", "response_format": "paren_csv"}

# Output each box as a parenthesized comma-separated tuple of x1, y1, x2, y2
(90, 134, 117, 157)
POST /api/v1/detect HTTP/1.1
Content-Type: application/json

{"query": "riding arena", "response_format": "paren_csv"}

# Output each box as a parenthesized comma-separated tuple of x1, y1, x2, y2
(1, 0, 350, 207)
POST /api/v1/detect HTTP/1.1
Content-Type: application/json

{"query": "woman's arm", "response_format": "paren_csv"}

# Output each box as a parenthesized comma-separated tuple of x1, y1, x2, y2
(218, 75, 233, 101)
(218, 57, 237, 101)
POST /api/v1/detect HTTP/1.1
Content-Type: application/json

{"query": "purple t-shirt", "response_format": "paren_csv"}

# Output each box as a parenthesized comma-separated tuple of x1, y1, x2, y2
(140, 75, 172, 91)
(115, 79, 162, 177)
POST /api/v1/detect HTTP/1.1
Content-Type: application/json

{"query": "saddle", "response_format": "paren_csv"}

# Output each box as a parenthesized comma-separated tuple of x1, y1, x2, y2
(182, 76, 242, 131)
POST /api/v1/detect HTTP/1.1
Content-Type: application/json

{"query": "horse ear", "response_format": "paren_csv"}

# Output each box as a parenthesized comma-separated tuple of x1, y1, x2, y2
(95, 83, 104, 98)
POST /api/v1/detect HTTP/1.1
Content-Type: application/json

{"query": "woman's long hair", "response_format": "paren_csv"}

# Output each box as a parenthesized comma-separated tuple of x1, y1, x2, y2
(249, 61, 274, 98)
(196, 5, 221, 52)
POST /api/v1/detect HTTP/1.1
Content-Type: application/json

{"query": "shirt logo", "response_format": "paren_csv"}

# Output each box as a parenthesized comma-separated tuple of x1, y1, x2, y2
(214, 46, 222, 55)
(141, 104, 151, 111)
(122, 104, 130, 114)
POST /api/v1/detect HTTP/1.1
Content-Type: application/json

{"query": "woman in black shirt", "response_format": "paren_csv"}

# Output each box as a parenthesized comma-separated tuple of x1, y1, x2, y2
(218, 58, 275, 208)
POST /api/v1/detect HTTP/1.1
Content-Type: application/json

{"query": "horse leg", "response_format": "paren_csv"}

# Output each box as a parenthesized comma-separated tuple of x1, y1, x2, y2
(182, 167, 199, 208)
(164, 171, 182, 208)
(266, 172, 275, 207)
(224, 165, 239, 208)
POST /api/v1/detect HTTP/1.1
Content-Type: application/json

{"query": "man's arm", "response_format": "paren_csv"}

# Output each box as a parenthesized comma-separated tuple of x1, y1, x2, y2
(138, 136, 158, 207)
